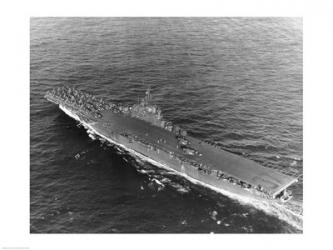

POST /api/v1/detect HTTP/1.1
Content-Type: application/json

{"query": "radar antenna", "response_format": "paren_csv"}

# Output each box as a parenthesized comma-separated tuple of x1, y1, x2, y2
(144, 86, 152, 105)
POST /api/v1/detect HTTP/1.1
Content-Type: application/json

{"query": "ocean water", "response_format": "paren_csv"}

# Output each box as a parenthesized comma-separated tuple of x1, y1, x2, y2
(30, 17, 303, 233)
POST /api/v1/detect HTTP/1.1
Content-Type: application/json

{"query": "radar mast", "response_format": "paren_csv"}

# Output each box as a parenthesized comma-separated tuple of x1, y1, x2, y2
(143, 86, 152, 105)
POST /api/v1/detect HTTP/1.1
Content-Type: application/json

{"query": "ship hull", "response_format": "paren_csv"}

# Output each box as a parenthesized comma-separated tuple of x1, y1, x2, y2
(44, 88, 303, 231)
(59, 104, 274, 205)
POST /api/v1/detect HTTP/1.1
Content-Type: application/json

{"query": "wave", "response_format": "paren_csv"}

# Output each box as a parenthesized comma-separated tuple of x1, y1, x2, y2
(59, 104, 303, 231)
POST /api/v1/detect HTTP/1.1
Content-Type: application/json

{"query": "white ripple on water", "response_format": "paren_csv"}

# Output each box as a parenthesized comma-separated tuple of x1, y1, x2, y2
(59, 104, 303, 231)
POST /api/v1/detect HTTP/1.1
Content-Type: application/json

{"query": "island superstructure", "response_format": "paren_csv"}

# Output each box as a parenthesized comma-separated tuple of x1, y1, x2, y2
(45, 86, 299, 203)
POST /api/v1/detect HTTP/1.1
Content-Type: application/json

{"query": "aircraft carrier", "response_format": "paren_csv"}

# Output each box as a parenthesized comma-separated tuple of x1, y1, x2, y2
(45, 86, 300, 204)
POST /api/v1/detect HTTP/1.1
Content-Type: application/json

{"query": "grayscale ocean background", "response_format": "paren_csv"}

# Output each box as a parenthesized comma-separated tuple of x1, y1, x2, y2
(30, 17, 302, 233)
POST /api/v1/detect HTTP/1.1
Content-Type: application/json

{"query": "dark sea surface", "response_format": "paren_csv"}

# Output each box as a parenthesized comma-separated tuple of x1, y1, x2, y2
(30, 17, 303, 233)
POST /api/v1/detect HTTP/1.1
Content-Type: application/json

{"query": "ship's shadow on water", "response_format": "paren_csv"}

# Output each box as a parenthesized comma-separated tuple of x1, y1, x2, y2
(31, 111, 301, 233)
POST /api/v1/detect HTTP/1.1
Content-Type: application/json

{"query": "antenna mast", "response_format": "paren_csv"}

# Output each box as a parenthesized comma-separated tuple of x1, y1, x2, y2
(144, 85, 152, 105)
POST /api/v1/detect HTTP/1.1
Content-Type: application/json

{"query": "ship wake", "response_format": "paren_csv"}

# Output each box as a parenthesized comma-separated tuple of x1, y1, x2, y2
(59, 105, 303, 231)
